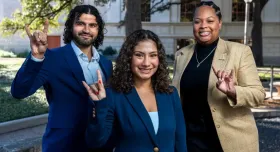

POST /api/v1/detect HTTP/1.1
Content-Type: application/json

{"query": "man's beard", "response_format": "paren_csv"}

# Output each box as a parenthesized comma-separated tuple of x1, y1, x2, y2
(73, 32, 95, 47)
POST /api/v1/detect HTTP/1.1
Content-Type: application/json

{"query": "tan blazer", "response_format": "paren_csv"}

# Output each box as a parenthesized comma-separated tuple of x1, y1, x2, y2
(172, 38, 265, 152)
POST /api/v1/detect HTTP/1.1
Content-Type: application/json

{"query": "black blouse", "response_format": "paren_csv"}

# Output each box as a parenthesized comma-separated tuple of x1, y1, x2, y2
(180, 39, 223, 152)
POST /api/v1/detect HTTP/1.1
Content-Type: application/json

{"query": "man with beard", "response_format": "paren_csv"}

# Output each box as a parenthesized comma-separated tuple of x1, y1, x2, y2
(11, 5, 113, 152)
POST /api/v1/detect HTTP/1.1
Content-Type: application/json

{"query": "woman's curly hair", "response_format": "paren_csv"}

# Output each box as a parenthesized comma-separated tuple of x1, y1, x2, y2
(63, 5, 105, 49)
(110, 29, 173, 94)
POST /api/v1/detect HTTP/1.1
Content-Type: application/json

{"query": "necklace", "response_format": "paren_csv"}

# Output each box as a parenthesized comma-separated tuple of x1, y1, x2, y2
(195, 46, 217, 68)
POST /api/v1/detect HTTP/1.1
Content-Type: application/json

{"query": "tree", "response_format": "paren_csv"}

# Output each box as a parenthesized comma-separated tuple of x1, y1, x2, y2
(0, 0, 180, 37)
(124, 0, 180, 36)
(125, 0, 142, 36)
(0, 0, 80, 37)
(251, 0, 269, 66)
(0, 0, 270, 63)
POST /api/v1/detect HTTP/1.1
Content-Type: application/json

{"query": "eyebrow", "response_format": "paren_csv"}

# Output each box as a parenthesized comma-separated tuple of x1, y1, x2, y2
(75, 20, 97, 24)
(75, 20, 84, 23)
(195, 16, 215, 20)
(134, 51, 158, 54)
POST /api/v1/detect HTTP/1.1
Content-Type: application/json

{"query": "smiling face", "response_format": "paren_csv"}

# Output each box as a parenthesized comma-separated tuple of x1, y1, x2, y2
(72, 14, 99, 47)
(131, 39, 159, 83)
(193, 5, 222, 45)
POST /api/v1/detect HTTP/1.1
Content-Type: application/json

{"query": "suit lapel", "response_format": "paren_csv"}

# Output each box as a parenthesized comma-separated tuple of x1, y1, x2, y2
(172, 45, 195, 92)
(125, 88, 158, 145)
(176, 45, 195, 77)
(63, 44, 86, 85)
(99, 56, 111, 81)
(209, 38, 230, 94)
(172, 45, 195, 95)
(212, 38, 229, 70)
(154, 91, 167, 140)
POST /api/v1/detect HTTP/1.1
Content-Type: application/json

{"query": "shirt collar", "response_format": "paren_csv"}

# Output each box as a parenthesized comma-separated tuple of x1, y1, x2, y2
(71, 41, 100, 62)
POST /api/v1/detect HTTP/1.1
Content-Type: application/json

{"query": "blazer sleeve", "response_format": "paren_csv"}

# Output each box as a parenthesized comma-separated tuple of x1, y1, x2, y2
(85, 88, 116, 148)
(172, 87, 187, 152)
(227, 45, 266, 108)
(11, 52, 49, 99)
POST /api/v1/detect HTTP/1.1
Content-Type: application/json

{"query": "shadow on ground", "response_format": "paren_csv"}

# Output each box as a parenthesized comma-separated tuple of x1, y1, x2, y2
(257, 118, 280, 152)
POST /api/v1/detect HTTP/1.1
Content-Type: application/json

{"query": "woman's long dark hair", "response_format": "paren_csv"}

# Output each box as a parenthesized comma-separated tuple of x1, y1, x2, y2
(110, 29, 172, 94)
(63, 5, 105, 49)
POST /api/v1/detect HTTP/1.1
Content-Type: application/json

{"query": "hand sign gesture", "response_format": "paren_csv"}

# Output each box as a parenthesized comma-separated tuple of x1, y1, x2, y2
(25, 19, 49, 59)
(212, 66, 236, 99)
(82, 70, 106, 101)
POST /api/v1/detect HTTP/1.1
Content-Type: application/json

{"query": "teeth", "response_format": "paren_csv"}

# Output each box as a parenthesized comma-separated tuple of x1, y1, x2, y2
(139, 68, 151, 73)
(140, 69, 150, 71)
(199, 32, 210, 36)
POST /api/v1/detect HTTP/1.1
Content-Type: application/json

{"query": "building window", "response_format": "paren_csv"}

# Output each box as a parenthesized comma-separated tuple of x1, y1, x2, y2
(180, 0, 200, 22)
(232, 0, 253, 21)
(141, 0, 151, 22)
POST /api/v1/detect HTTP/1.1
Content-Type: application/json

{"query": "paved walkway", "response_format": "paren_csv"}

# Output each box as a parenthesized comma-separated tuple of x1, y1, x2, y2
(0, 107, 280, 151)
(0, 125, 45, 147)
(0, 124, 45, 151)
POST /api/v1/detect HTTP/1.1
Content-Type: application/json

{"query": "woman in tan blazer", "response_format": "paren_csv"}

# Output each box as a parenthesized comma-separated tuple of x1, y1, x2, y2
(172, 1, 265, 152)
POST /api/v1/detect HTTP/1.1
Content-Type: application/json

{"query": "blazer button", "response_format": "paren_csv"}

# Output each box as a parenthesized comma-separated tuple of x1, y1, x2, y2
(217, 125, 220, 128)
(212, 108, 216, 112)
(153, 147, 159, 152)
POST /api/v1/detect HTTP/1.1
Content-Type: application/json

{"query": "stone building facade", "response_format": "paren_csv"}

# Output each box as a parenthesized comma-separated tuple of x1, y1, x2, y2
(0, 0, 279, 64)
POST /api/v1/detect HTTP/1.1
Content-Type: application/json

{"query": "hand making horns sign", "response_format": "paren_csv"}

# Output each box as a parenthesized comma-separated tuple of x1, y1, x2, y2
(25, 19, 49, 59)
(82, 70, 106, 101)
(212, 66, 237, 99)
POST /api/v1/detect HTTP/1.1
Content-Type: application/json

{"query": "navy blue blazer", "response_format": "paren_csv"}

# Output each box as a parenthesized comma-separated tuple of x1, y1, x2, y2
(11, 44, 113, 152)
(86, 87, 187, 152)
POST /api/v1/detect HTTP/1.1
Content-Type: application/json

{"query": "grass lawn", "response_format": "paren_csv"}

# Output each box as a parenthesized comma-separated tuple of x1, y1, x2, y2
(0, 58, 48, 123)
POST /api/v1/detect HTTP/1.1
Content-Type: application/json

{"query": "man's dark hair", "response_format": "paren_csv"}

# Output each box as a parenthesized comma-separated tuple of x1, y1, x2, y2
(110, 29, 173, 94)
(195, 1, 222, 21)
(63, 5, 105, 49)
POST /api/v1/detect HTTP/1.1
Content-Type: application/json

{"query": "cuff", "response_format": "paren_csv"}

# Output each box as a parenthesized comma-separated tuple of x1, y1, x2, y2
(227, 86, 242, 108)
(31, 54, 45, 62)
(88, 97, 109, 123)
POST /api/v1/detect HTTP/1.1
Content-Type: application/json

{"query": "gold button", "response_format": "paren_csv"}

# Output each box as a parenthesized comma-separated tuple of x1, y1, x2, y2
(217, 125, 220, 128)
(212, 108, 216, 112)
(153, 147, 159, 152)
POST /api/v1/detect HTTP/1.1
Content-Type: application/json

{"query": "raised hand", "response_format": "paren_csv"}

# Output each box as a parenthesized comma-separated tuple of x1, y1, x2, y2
(82, 70, 106, 101)
(212, 66, 236, 99)
(25, 19, 49, 59)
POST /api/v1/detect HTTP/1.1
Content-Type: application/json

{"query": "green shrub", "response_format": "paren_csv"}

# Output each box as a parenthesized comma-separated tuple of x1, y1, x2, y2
(100, 46, 117, 56)
(166, 54, 175, 61)
(0, 64, 7, 69)
(0, 49, 17, 58)
(259, 72, 280, 81)
(16, 51, 30, 58)
(0, 60, 48, 122)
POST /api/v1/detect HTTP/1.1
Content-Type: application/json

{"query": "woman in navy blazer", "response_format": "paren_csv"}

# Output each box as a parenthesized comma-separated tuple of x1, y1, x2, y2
(83, 30, 187, 152)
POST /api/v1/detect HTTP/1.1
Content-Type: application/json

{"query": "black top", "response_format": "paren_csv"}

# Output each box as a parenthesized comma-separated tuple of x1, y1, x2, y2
(180, 39, 223, 152)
